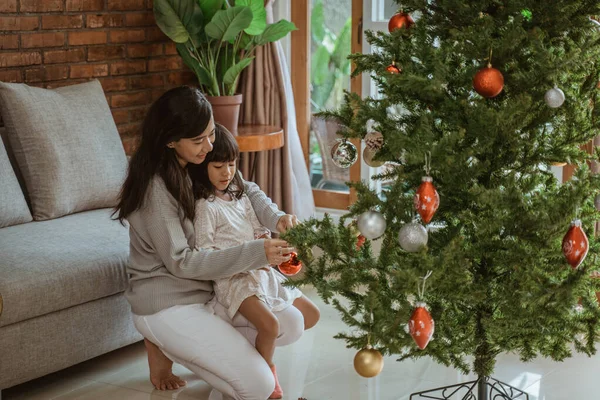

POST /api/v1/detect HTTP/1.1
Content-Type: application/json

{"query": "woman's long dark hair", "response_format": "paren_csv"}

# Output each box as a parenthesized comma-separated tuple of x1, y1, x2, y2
(189, 124, 245, 201)
(113, 86, 212, 223)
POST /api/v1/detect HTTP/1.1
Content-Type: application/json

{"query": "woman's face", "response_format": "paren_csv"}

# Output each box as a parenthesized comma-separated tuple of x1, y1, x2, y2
(171, 118, 216, 167)
(207, 160, 237, 192)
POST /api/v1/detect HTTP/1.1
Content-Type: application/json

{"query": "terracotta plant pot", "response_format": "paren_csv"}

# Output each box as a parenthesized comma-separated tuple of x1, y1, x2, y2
(205, 94, 243, 136)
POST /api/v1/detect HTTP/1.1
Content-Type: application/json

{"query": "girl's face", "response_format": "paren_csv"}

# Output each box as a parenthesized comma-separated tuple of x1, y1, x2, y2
(207, 160, 237, 192)
(171, 118, 215, 167)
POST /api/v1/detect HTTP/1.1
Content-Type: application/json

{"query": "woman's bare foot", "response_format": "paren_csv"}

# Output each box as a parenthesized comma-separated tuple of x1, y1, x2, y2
(144, 338, 187, 390)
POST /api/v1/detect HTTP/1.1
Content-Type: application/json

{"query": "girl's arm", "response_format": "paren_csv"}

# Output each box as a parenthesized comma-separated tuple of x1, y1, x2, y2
(242, 173, 285, 233)
(140, 177, 268, 280)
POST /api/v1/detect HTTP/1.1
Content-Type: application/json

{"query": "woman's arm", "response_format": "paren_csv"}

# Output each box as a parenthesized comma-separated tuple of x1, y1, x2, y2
(242, 175, 285, 233)
(141, 178, 268, 281)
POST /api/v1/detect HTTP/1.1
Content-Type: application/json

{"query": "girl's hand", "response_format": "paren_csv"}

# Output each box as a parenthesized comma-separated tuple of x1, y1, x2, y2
(264, 239, 295, 265)
(276, 214, 299, 233)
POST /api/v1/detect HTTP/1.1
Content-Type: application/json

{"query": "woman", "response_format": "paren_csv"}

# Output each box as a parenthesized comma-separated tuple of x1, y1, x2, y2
(114, 86, 316, 400)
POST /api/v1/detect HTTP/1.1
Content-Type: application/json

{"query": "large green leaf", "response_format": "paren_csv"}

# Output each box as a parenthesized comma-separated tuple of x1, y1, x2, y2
(331, 17, 351, 71)
(253, 19, 297, 46)
(154, 0, 203, 43)
(205, 6, 253, 42)
(176, 42, 212, 87)
(311, 0, 325, 43)
(198, 0, 223, 23)
(311, 45, 331, 86)
(236, 0, 266, 36)
(223, 57, 254, 85)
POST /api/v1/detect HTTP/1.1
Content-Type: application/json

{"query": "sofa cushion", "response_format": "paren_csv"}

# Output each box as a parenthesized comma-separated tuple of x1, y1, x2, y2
(0, 135, 32, 228)
(0, 80, 128, 221)
(0, 208, 129, 327)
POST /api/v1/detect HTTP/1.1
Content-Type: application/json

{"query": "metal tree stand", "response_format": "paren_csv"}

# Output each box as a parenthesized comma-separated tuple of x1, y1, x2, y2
(410, 376, 529, 400)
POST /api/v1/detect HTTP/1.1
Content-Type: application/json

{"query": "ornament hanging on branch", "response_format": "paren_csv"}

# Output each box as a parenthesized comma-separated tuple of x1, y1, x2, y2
(278, 252, 303, 276)
(330, 139, 358, 169)
(408, 272, 435, 350)
(562, 219, 589, 269)
(414, 153, 440, 224)
(544, 86, 565, 108)
(398, 222, 428, 252)
(388, 11, 414, 32)
(364, 131, 384, 151)
(357, 210, 387, 240)
(353, 344, 384, 377)
(363, 147, 385, 167)
(473, 49, 504, 98)
(386, 62, 401, 74)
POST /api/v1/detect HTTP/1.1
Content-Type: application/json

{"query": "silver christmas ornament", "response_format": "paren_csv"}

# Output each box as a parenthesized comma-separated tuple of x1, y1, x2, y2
(357, 210, 387, 240)
(544, 87, 565, 108)
(590, 17, 600, 27)
(364, 131, 384, 150)
(363, 147, 385, 167)
(595, 194, 600, 211)
(398, 222, 428, 252)
(330, 140, 358, 169)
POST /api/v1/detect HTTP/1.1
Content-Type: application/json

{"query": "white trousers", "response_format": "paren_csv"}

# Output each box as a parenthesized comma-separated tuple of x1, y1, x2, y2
(132, 299, 305, 400)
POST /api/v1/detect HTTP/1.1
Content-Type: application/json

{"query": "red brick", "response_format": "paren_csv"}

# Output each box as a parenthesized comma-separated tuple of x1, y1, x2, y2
(164, 42, 179, 55)
(0, 17, 39, 31)
(111, 91, 151, 107)
(0, 0, 17, 12)
(127, 43, 163, 58)
(0, 70, 23, 83)
(42, 15, 83, 30)
(125, 12, 155, 27)
(108, 0, 145, 10)
(0, 35, 19, 50)
(111, 109, 130, 124)
(167, 71, 196, 86)
(86, 14, 124, 29)
(21, 32, 65, 49)
(25, 65, 69, 82)
(66, 0, 104, 11)
(44, 48, 86, 64)
(129, 107, 147, 122)
(21, 0, 63, 12)
(151, 89, 164, 101)
(146, 27, 168, 42)
(122, 135, 141, 155)
(110, 29, 145, 43)
(87, 45, 125, 61)
(146, 0, 153, 9)
(117, 123, 142, 137)
(148, 56, 182, 72)
(110, 60, 146, 75)
(0, 52, 41, 68)
(70, 64, 109, 78)
(45, 80, 87, 89)
(69, 31, 107, 45)
(99, 77, 128, 92)
(130, 74, 164, 89)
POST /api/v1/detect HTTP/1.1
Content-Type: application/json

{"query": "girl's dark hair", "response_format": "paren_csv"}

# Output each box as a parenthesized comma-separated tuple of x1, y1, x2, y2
(189, 124, 245, 201)
(113, 86, 212, 223)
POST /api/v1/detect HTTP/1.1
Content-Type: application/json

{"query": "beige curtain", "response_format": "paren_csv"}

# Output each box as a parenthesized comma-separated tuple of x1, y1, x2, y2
(238, 0, 315, 220)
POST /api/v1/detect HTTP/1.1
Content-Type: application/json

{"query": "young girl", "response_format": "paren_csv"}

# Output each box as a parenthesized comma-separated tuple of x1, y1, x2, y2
(189, 125, 320, 399)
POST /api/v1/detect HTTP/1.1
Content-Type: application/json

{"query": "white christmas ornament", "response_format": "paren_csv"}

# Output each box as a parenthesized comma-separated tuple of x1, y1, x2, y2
(357, 210, 387, 240)
(398, 223, 428, 252)
(330, 140, 358, 169)
(544, 87, 565, 108)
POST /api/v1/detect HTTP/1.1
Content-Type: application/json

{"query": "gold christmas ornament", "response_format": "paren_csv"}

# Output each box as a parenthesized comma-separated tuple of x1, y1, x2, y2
(353, 345, 384, 378)
(363, 147, 385, 167)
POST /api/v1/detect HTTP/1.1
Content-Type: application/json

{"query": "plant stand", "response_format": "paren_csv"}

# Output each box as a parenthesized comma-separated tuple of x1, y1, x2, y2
(410, 376, 529, 400)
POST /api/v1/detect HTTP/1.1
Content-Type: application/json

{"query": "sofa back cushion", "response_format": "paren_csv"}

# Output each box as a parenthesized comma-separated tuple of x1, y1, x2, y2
(0, 132, 32, 228)
(0, 80, 128, 220)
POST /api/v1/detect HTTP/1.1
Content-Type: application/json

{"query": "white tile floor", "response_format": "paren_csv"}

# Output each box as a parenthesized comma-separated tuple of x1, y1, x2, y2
(3, 288, 598, 400)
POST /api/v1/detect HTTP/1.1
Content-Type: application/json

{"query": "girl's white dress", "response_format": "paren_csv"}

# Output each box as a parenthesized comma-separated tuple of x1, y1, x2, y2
(194, 194, 302, 319)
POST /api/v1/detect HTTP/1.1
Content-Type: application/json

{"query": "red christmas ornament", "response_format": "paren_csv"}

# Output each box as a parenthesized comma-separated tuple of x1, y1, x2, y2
(414, 176, 440, 224)
(473, 63, 504, 98)
(386, 62, 401, 74)
(356, 234, 366, 250)
(388, 12, 414, 32)
(278, 252, 303, 276)
(409, 303, 435, 350)
(562, 219, 589, 269)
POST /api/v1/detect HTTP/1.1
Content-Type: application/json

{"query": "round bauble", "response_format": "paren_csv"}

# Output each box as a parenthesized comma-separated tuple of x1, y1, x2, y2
(473, 65, 504, 98)
(388, 12, 414, 32)
(363, 147, 385, 167)
(353, 346, 384, 378)
(398, 223, 428, 252)
(357, 211, 387, 240)
(544, 87, 565, 108)
(330, 140, 358, 169)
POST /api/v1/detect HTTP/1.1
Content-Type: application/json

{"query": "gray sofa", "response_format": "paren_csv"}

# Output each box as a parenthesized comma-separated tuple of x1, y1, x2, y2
(0, 80, 142, 396)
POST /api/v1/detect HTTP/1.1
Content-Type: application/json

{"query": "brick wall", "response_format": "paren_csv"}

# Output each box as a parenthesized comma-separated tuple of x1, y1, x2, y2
(0, 0, 196, 154)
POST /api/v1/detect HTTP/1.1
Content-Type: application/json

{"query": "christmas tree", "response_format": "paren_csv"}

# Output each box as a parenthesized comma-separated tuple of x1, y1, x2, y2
(284, 2, 600, 398)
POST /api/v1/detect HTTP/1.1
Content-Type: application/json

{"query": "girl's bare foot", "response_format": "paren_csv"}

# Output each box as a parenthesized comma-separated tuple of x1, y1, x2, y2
(144, 338, 187, 390)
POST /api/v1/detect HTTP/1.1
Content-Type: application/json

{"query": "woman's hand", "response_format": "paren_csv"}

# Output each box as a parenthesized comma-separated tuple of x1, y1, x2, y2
(276, 214, 299, 233)
(264, 239, 295, 265)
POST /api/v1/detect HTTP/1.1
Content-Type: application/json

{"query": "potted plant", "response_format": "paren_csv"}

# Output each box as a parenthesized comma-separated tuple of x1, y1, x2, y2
(154, 0, 297, 134)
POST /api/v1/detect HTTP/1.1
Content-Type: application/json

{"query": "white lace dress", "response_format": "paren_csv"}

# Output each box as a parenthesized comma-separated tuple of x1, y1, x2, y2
(194, 194, 302, 320)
